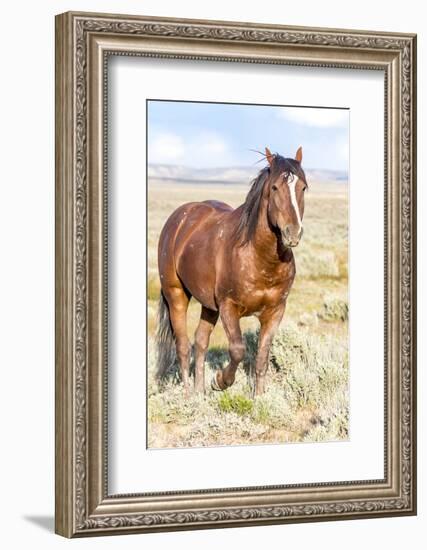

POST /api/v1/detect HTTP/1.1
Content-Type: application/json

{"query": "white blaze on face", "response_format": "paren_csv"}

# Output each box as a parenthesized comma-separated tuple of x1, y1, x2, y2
(287, 175, 303, 234)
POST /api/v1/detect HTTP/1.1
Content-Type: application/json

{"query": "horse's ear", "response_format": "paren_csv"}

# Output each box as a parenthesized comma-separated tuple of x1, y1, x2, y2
(265, 147, 274, 166)
(295, 146, 303, 163)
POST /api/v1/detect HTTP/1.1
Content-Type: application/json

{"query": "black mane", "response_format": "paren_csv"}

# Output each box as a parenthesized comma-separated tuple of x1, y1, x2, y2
(235, 154, 307, 246)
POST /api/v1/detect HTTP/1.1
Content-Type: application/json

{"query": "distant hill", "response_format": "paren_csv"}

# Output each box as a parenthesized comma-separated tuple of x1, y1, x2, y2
(148, 164, 348, 185)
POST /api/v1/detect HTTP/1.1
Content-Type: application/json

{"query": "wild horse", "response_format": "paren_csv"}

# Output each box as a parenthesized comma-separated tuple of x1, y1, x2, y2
(156, 147, 307, 396)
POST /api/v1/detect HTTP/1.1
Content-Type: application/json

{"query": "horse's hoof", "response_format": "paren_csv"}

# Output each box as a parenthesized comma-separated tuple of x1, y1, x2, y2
(211, 372, 224, 391)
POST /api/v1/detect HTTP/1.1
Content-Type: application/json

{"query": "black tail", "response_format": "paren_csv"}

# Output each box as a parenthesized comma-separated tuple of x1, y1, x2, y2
(156, 291, 177, 380)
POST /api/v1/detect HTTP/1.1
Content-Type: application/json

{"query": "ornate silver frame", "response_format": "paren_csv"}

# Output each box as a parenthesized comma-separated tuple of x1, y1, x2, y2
(55, 11, 417, 537)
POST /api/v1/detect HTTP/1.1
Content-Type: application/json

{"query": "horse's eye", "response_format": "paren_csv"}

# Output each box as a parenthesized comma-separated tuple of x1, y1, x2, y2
(272, 184, 278, 191)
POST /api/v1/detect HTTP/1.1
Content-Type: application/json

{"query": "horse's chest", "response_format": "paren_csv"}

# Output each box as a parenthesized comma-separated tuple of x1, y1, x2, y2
(237, 275, 290, 314)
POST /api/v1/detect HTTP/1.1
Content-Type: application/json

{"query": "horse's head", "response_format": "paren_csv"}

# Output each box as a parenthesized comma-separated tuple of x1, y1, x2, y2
(265, 146, 307, 248)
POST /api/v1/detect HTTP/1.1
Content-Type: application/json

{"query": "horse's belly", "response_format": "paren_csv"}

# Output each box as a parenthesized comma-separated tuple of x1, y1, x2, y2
(178, 247, 218, 310)
(175, 223, 221, 311)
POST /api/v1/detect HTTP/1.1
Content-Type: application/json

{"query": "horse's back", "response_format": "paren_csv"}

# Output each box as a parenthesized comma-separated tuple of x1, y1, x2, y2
(202, 199, 233, 213)
(159, 200, 232, 245)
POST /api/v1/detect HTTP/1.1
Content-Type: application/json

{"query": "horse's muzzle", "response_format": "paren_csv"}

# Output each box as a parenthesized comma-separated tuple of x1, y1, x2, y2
(281, 226, 303, 248)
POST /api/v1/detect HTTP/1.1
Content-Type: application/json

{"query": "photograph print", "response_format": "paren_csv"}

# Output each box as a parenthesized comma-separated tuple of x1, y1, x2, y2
(147, 99, 349, 450)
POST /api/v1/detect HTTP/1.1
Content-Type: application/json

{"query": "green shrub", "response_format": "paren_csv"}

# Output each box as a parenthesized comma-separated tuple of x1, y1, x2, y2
(218, 392, 253, 416)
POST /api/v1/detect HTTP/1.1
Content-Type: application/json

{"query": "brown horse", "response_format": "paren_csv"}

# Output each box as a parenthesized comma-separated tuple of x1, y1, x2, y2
(156, 147, 307, 396)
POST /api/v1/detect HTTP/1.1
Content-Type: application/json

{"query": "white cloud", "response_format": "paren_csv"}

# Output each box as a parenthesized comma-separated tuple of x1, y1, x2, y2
(198, 132, 227, 155)
(278, 107, 349, 128)
(149, 133, 186, 163)
(148, 130, 229, 166)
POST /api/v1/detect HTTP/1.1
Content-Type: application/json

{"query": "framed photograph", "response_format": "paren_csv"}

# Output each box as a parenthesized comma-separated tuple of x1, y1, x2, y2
(55, 11, 417, 537)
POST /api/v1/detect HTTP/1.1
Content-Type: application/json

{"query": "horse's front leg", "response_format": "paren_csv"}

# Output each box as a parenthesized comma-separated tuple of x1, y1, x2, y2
(255, 305, 286, 396)
(211, 301, 244, 390)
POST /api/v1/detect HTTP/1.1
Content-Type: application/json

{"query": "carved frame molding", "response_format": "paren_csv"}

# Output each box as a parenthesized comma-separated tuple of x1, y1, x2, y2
(55, 11, 416, 537)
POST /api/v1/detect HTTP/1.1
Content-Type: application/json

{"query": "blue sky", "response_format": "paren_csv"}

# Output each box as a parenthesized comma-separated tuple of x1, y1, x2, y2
(147, 100, 349, 172)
